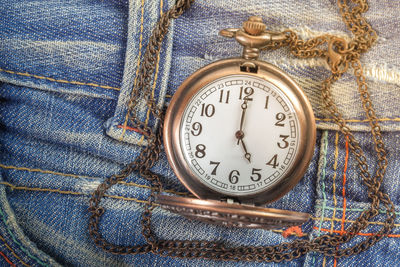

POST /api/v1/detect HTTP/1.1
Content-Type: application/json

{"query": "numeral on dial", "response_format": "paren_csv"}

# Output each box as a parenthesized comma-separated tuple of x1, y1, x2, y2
(191, 122, 202, 136)
(219, 90, 230, 104)
(239, 86, 254, 101)
(200, 104, 215, 117)
(266, 154, 279, 169)
(277, 135, 289, 149)
(209, 161, 220, 175)
(264, 95, 269, 109)
(275, 112, 286, 127)
(229, 170, 239, 184)
(250, 168, 262, 182)
(195, 144, 206, 158)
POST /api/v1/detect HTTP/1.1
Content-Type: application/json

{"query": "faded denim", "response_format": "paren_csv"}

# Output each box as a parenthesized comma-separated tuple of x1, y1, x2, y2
(0, 0, 400, 266)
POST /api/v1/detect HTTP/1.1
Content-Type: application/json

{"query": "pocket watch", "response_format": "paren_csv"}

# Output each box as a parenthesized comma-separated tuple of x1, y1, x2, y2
(157, 17, 315, 229)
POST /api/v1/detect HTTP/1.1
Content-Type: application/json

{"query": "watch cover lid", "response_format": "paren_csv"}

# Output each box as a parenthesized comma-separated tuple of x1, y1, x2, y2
(156, 195, 310, 229)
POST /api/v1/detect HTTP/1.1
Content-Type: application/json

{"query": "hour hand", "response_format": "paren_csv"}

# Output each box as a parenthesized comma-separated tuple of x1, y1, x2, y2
(239, 138, 251, 163)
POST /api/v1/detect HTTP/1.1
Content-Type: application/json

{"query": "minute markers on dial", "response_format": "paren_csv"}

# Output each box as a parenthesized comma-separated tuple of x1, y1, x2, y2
(180, 75, 301, 195)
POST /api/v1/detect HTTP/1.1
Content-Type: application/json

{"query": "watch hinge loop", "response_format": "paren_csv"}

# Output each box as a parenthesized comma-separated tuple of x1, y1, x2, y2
(240, 61, 258, 73)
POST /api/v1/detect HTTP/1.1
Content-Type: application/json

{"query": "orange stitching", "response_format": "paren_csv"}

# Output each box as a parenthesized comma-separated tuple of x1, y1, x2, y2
(0, 235, 30, 267)
(0, 68, 119, 91)
(282, 226, 305, 238)
(120, 0, 146, 140)
(117, 125, 147, 135)
(0, 181, 148, 203)
(0, 164, 190, 196)
(0, 250, 16, 267)
(314, 227, 400, 238)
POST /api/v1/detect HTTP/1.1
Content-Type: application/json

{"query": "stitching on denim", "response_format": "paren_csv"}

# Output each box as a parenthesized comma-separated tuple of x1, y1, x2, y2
(0, 68, 120, 91)
(0, 182, 148, 204)
(331, 132, 340, 233)
(0, 164, 190, 196)
(317, 131, 329, 234)
(120, 0, 146, 140)
(313, 131, 329, 266)
(314, 227, 400, 238)
(117, 125, 147, 135)
(332, 132, 340, 267)
(0, 234, 30, 267)
(314, 205, 400, 216)
(4, 182, 399, 238)
(312, 216, 400, 227)
(0, 250, 16, 267)
(0, 205, 48, 266)
(139, 0, 164, 146)
(282, 226, 305, 238)
(340, 138, 349, 235)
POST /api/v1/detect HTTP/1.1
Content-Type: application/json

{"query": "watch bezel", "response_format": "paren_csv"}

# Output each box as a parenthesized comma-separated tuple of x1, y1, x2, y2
(164, 58, 316, 205)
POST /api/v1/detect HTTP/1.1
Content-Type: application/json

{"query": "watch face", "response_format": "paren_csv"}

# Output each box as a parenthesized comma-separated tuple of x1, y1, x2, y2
(164, 58, 315, 204)
(179, 74, 300, 196)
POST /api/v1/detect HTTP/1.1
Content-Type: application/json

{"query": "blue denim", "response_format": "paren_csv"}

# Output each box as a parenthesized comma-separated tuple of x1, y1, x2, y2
(1, 0, 400, 266)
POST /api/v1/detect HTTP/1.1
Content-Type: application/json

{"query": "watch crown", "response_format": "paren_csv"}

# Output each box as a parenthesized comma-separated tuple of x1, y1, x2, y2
(243, 16, 266, 35)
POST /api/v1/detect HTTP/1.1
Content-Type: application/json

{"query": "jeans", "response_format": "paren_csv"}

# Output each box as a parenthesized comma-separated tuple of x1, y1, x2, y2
(1, 0, 400, 266)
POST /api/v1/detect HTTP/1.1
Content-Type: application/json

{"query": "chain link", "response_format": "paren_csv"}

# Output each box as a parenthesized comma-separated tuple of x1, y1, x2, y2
(88, 0, 396, 261)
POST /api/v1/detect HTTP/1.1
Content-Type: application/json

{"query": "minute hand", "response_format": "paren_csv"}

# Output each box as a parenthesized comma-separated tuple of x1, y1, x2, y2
(237, 101, 248, 145)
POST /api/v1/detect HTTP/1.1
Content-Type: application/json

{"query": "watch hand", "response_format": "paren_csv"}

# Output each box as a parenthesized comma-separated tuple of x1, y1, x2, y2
(239, 101, 247, 131)
(239, 138, 251, 163)
(237, 100, 248, 145)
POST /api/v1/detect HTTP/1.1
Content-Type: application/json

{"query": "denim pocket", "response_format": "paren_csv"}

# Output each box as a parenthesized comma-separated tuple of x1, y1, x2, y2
(105, 0, 176, 146)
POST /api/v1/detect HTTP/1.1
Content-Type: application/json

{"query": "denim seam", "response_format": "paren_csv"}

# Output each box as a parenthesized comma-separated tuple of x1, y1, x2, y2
(3, 181, 399, 217)
(4, 183, 400, 240)
(119, 0, 146, 140)
(0, 249, 15, 267)
(0, 163, 190, 196)
(0, 234, 30, 267)
(312, 216, 400, 227)
(0, 68, 120, 91)
(314, 205, 400, 215)
(331, 132, 340, 233)
(0, 182, 148, 204)
(314, 227, 400, 238)
(138, 0, 164, 146)
(331, 132, 340, 267)
(317, 131, 329, 234)
(340, 138, 350, 235)
(0, 206, 48, 266)
(312, 130, 329, 266)
(3, 163, 399, 211)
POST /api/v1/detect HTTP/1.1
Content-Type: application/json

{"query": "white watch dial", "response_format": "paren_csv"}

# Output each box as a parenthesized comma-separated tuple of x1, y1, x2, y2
(180, 74, 301, 196)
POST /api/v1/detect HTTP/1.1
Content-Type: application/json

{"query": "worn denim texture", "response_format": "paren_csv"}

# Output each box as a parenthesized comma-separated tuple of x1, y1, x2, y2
(0, 0, 400, 266)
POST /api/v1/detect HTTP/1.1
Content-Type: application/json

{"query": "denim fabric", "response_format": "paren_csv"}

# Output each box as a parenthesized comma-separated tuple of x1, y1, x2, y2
(0, 0, 399, 266)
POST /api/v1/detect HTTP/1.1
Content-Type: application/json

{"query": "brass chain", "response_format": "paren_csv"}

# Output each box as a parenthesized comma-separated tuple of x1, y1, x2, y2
(88, 0, 396, 261)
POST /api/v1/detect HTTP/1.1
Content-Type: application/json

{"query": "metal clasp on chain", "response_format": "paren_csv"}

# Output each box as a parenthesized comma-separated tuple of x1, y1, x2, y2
(327, 37, 350, 74)
(219, 16, 287, 61)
